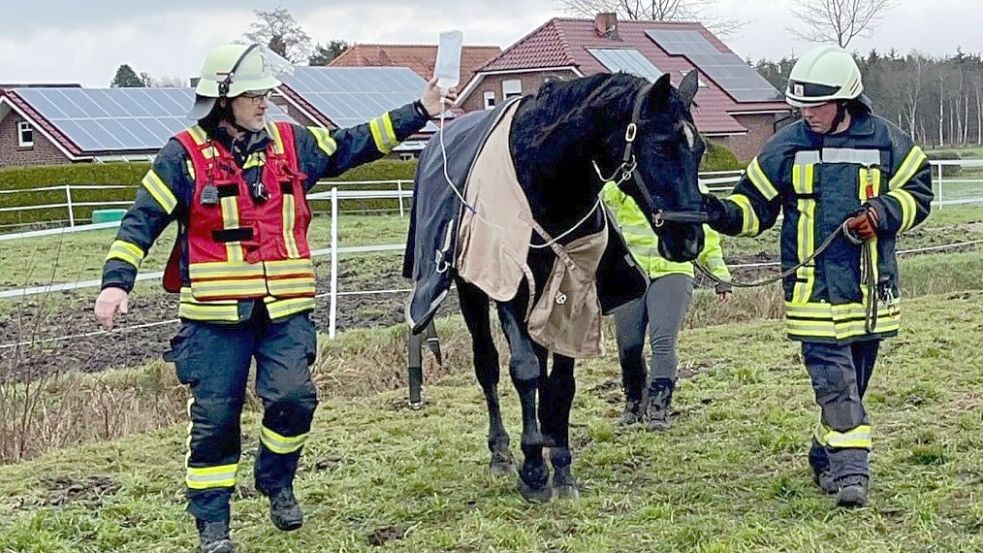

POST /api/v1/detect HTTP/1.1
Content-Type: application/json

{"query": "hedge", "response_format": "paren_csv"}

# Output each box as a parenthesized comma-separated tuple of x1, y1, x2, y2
(0, 159, 420, 227)
(925, 151, 962, 177)
(700, 141, 743, 172)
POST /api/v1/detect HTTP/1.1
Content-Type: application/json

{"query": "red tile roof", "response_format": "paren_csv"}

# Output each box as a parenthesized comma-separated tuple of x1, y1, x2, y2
(330, 44, 502, 84)
(473, 18, 790, 134)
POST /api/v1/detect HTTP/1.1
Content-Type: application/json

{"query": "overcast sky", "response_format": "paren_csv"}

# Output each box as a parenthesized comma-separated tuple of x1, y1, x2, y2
(0, 0, 978, 87)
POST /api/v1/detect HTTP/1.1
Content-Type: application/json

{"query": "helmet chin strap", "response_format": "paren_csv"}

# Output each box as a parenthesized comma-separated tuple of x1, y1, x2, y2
(828, 101, 848, 134)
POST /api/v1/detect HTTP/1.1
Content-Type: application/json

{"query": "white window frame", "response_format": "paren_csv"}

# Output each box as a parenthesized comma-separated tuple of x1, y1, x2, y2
(502, 79, 522, 100)
(399, 152, 417, 161)
(483, 90, 496, 110)
(17, 121, 34, 148)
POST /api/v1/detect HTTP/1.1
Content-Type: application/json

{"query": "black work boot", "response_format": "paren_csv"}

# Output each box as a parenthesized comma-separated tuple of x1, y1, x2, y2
(835, 475, 869, 508)
(196, 518, 234, 553)
(808, 439, 837, 494)
(646, 378, 675, 431)
(269, 487, 304, 531)
(617, 397, 645, 425)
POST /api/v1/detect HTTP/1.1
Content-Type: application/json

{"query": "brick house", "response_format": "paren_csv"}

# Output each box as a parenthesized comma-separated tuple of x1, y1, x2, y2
(0, 87, 292, 169)
(329, 44, 502, 87)
(457, 14, 792, 161)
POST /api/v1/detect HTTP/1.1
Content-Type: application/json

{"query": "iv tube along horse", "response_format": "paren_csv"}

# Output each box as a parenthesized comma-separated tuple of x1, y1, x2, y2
(403, 70, 706, 502)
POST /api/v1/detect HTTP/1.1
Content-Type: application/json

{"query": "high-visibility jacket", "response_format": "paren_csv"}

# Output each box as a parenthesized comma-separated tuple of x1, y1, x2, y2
(102, 104, 428, 322)
(709, 111, 933, 343)
(602, 182, 731, 282)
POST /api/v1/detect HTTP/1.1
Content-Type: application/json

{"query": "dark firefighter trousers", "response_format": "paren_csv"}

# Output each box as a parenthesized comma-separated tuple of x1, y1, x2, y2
(164, 305, 319, 521)
(803, 339, 879, 483)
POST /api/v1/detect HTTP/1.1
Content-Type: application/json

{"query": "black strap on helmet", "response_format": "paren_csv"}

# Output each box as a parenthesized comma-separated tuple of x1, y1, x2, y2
(217, 43, 262, 98)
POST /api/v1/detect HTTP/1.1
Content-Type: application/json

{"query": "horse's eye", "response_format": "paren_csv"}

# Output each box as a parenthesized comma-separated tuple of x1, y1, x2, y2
(653, 142, 676, 156)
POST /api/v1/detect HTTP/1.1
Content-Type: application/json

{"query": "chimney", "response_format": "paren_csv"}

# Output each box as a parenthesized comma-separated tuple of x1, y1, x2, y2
(594, 12, 619, 40)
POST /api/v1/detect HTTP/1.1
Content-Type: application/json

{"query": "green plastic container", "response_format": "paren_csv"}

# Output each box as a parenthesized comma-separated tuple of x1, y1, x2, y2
(91, 209, 127, 223)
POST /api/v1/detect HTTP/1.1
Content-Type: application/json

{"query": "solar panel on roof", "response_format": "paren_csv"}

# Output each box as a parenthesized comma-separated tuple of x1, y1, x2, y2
(279, 66, 430, 128)
(14, 87, 292, 153)
(587, 48, 663, 82)
(644, 30, 782, 103)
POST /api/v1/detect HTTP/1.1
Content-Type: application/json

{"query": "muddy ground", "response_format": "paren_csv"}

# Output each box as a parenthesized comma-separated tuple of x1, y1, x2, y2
(1, 243, 977, 380)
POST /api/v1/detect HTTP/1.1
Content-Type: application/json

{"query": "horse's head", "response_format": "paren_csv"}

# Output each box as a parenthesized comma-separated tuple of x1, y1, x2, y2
(605, 71, 707, 262)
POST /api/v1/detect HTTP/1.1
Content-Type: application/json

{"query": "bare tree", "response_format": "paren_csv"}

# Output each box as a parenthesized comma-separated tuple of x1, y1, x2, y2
(244, 7, 312, 64)
(557, 0, 745, 37)
(788, 0, 898, 49)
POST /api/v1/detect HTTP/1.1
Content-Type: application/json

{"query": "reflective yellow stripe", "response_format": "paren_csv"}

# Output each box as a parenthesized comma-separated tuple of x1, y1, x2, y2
(188, 125, 208, 145)
(786, 301, 900, 340)
(189, 262, 266, 279)
(267, 279, 317, 297)
(260, 426, 309, 454)
(746, 157, 779, 201)
(265, 297, 316, 320)
(106, 239, 144, 268)
(888, 146, 927, 190)
(726, 194, 759, 236)
(282, 193, 300, 258)
(264, 258, 315, 276)
(243, 151, 265, 169)
(267, 122, 285, 155)
(887, 189, 918, 232)
(308, 127, 337, 156)
(369, 114, 398, 154)
(178, 302, 241, 322)
(186, 463, 238, 490)
(219, 196, 244, 262)
(190, 280, 269, 298)
(820, 424, 872, 450)
(141, 170, 177, 214)
(793, 162, 816, 303)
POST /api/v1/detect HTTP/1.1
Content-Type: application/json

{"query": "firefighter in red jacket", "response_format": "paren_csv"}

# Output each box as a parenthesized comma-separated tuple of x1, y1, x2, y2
(94, 43, 451, 553)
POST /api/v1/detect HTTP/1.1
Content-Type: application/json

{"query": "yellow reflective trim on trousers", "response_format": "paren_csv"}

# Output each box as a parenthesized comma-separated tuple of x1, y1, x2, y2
(282, 193, 300, 258)
(186, 463, 238, 490)
(821, 424, 872, 449)
(793, 162, 816, 303)
(106, 240, 144, 268)
(887, 189, 918, 232)
(141, 170, 178, 214)
(264, 258, 315, 276)
(888, 146, 927, 190)
(219, 197, 244, 262)
(726, 194, 759, 236)
(746, 158, 779, 201)
(265, 297, 316, 320)
(260, 426, 309, 454)
(189, 262, 266, 279)
(308, 127, 337, 156)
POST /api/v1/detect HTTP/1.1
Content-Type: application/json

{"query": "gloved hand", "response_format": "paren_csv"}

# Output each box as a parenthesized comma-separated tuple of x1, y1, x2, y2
(703, 194, 725, 228)
(714, 281, 732, 301)
(846, 205, 879, 242)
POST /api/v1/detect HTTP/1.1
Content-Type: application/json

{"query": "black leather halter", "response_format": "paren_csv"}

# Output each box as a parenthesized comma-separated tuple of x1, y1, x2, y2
(610, 83, 708, 227)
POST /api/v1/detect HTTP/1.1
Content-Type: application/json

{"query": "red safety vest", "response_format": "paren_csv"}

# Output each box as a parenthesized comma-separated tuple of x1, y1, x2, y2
(164, 122, 316, 302)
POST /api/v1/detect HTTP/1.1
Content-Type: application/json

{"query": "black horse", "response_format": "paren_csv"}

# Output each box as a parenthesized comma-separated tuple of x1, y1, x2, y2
(411, 71, 706, 501)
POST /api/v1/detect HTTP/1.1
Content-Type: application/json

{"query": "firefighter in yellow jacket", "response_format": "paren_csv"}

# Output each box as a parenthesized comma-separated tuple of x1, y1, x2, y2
(94, 44, 452, 553)
(603, 181, 732, 431)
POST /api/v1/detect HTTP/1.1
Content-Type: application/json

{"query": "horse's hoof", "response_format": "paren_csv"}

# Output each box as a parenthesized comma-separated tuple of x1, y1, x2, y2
(517, 479, 553, 503)
(553, 484, 580, 500)
(490, 459, 514, 477)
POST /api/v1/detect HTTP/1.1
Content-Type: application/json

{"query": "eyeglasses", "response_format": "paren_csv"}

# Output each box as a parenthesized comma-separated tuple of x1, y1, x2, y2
(241, 90, 273, 105)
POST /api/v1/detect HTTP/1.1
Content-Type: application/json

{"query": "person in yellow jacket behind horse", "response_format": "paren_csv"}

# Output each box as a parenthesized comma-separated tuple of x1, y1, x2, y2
(602, 181, 732, 431)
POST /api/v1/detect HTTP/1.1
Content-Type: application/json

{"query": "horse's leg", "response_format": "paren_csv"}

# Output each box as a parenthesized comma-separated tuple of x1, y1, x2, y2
(497, 301, 552, 503)
(541, 353, 579, 499)
(456, 277, 513, 476)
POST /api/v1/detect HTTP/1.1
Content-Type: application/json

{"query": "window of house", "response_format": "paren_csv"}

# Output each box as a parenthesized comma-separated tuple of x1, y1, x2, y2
(483, 91, 496, 110)
(17, 121, 34, 148)
(502, 79, 522, 100)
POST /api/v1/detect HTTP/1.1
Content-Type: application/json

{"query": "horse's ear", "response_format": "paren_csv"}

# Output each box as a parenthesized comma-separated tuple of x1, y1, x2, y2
(679, 70, 699, 108)
(647, 73, 672, 109)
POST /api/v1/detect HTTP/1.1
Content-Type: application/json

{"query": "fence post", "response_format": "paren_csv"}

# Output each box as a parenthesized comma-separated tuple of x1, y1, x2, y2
(329, 186, 339, 339)
(396, 180, 405, 218)
(937, 163, 944, 210)
(65, 185, 75, 227)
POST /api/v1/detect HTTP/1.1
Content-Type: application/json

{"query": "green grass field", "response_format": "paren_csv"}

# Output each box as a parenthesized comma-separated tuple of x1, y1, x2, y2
(0, 291, 980, 552)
